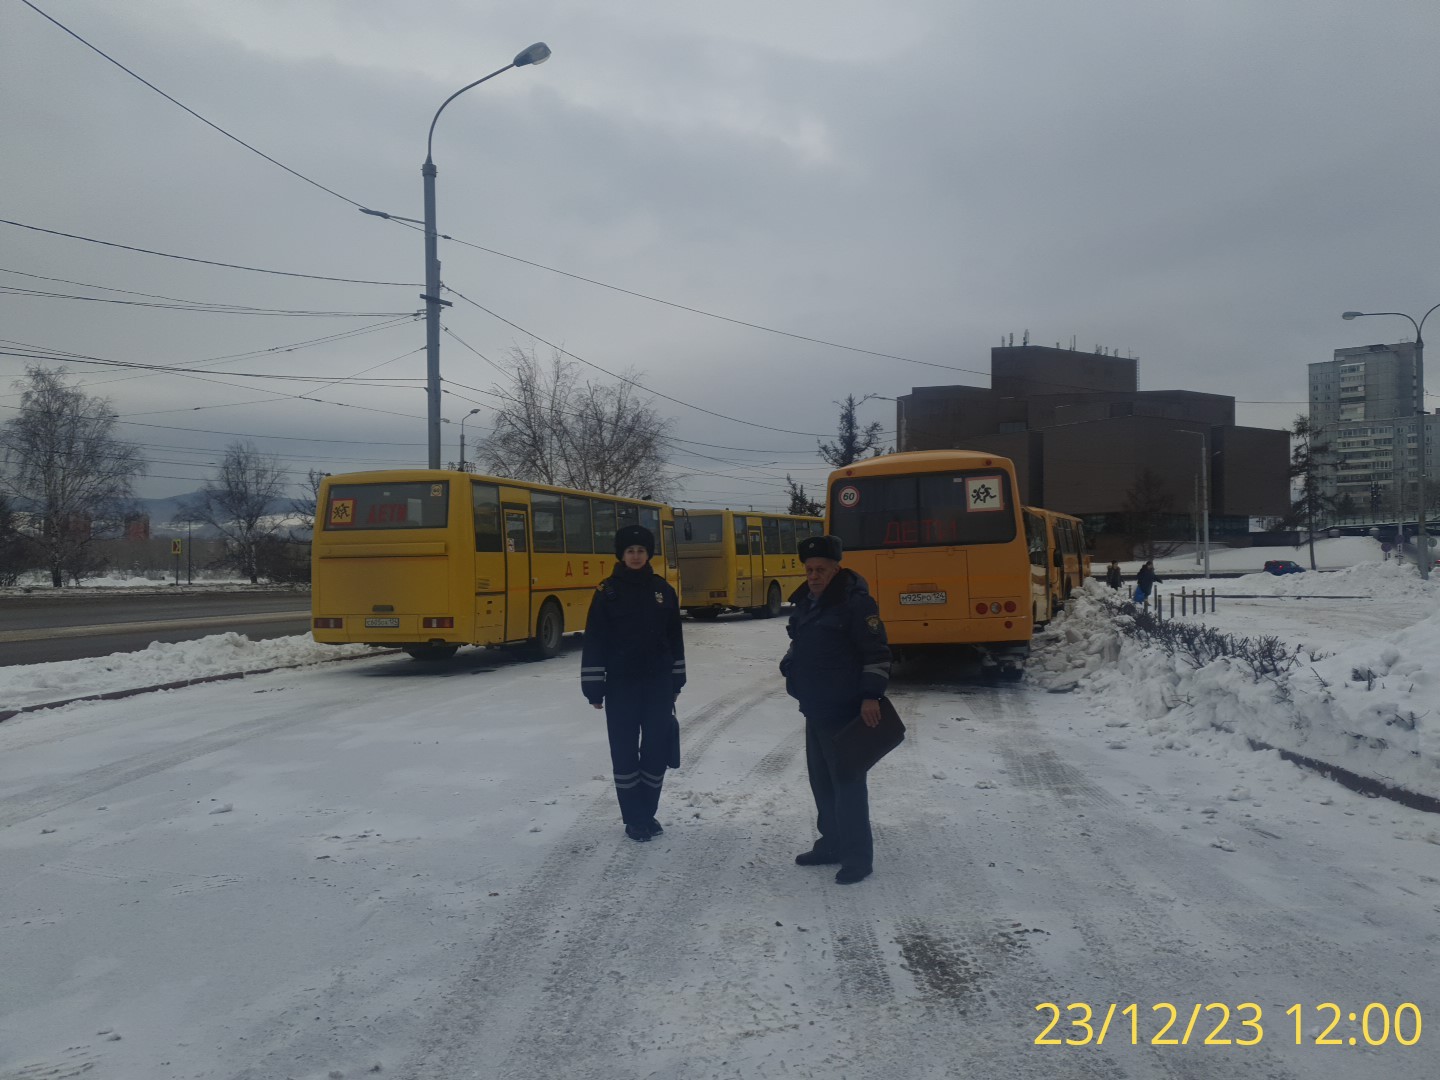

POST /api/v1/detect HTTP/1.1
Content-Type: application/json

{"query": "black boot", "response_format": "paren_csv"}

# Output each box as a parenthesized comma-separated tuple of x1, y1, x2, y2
(795, 848, 841, 866)
(624, 824, 652, 843)
(646, 818, 664, 836)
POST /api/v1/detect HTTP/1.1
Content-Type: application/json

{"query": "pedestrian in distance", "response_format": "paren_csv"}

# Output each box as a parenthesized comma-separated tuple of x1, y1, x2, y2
(779, 534, 892, 885)
(581, 524, 686, 843)
(1105, 560, 1123, 589)
(1133, 559, 1161, 604)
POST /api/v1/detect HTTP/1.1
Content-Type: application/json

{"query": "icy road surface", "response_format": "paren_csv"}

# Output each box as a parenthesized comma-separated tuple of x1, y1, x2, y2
(1, 614, 1437, 1080)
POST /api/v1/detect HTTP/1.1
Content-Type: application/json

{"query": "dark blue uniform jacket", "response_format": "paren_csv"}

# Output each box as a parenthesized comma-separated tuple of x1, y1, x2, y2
(780, 568, 891, 715)
(581, 564, 686, 704)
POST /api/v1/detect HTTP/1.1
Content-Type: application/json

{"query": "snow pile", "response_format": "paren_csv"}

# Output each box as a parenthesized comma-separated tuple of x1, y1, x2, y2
(1027, 582, 1123, 690)
(0, 633, 373, 713)
(1214, 558, 1434, 599)
(1031, 572, 1440, 801)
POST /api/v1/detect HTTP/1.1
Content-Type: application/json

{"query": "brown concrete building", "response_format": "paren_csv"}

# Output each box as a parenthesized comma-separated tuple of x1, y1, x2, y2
(896, 345, 1290, 556)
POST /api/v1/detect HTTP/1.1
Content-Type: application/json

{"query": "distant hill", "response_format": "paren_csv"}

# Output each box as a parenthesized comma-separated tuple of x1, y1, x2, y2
(135, 492, 294, 537)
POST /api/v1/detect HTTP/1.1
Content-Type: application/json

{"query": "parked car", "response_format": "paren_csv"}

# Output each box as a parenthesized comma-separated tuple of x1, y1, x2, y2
(1263, 559, 1305, 575)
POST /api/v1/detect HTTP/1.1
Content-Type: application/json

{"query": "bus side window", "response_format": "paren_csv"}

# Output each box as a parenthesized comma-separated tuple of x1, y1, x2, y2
(780, 519, 796, 554)
(473, 482, 503, 552)
(734, 515, 749, 554)
(593, 501, 617, 556)
(532, 492, 564, 553)
(563, 495, 592, 553)
(763, 517, 781, 555)
(638, 506, 660, 537)
(616, 503, 639, 530)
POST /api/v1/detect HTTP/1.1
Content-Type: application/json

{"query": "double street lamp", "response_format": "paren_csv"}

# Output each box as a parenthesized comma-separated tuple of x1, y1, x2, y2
(1342, 304, 1438, 581)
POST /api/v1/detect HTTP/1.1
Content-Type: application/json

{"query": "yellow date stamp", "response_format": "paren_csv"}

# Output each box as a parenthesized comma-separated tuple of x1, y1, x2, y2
(1034, 1002, 1423, 1047)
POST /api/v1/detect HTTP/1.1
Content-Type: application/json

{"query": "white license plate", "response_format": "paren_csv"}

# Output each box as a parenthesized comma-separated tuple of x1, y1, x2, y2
(364, 617, 400, 628)
(899, 591, 947, 606)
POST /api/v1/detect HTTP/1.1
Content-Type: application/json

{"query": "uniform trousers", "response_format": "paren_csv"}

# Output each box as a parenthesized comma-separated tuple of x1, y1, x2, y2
(803, 706, 873, 870)
(604, 677, 675, 826)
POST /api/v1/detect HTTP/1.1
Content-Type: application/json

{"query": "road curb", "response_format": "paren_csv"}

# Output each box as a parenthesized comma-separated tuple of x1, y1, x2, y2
(1242, 735, 1440, 816)
(0, 649, 400, 725)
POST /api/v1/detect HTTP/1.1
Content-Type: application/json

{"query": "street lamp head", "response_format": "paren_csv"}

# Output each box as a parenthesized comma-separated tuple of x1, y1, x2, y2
(467, 407, 481, 418)
(514, 42, 551, 67)
(1341, 311, 1364, 320)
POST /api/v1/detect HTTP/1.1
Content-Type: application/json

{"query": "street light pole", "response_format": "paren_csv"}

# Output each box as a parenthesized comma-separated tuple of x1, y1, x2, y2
(420, 42, 551, 469)
(1343, 304, 1438, 581)
(459, 407, 481, 472)
(1176, 429, 1211, 577)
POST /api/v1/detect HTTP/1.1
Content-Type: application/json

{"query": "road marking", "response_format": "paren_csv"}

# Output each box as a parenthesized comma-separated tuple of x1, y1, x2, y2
(0, 609, 309, 643)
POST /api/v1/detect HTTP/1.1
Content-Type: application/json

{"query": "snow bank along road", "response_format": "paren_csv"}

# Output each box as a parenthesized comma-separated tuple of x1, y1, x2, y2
(0, 617, 1436, 1080)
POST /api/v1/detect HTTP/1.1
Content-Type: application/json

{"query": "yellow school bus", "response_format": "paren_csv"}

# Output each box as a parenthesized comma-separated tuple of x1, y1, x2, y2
(675, 510, 823, 619)
(825, 450, 1032, 678)
(311, 469, 678, 660)
(1021, 506, 1089, 625)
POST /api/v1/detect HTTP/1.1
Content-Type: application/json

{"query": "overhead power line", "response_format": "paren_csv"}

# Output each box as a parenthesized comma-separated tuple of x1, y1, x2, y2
(0, 219, 419, 286)
(19, 0, 369, 212)
(445, 286, 827, 439)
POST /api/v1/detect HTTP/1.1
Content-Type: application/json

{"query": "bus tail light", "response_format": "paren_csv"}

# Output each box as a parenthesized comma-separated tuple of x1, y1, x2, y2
(313, 617, 342, 629)
(422, 617, 454, 629)
(1003, 601, 1017, 613)
(975, 603, 987, 615)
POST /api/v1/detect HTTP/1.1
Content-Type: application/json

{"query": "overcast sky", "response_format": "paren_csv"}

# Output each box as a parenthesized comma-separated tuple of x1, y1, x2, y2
(4, 0, 1438, 508)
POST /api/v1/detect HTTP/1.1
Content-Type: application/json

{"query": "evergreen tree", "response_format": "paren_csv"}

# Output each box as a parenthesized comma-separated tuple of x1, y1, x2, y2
(784, 474, 824, 516)
(818, 395, 886, 467)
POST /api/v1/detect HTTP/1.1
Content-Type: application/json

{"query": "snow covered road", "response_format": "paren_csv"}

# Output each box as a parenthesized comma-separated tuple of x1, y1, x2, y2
(1, 612, 1437, 1079)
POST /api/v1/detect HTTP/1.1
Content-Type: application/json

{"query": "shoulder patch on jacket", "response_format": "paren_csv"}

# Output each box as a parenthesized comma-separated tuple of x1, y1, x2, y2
(866, 614, 882, 634)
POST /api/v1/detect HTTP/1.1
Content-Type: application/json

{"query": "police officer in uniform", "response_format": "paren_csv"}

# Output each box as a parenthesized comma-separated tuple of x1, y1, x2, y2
(581, 524, 686, 842)
(779, 534, 891, 884)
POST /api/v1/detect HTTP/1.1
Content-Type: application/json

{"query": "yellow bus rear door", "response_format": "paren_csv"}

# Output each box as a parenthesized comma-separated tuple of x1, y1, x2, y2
(503, 509, 532, 641)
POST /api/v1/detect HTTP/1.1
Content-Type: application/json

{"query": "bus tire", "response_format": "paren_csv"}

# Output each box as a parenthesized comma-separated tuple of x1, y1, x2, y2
(751, 582, 782, 619)
(691, 606, 722, 621)
(405, 644, 458, 661)
(528, 600, 564, 660)
(999, 665, 1024, 683)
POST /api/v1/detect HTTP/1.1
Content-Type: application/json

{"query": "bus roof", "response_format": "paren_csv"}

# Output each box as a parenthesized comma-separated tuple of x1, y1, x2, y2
(321, 469, 672, 509)
(826, 449, 1017, 477)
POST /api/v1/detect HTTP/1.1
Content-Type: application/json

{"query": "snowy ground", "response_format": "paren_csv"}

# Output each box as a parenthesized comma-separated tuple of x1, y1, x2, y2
(1, 562, 1438, 1079)
(1119, 535, 1427, 575)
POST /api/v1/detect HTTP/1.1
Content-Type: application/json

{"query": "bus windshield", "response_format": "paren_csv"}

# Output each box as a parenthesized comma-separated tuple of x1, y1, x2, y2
(829, 471, 1017, 550)
(677, 513, 725, 545)
(323, 481, 450, 531)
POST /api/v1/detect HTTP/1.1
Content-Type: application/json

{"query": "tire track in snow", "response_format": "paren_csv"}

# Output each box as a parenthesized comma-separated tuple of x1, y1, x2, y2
(398, 682, 792, 1079)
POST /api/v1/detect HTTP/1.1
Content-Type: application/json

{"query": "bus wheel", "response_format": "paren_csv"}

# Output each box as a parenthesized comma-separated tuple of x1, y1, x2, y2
(691, 606, 722, 621)
(405, 645, 458, 661)
(528, 601, 565, 660)
(750, 582, 782, 619)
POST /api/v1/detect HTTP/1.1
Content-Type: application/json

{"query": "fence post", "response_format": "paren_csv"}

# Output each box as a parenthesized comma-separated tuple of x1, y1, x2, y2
(1169, 592, 1175, 620)
(1210, 587, 1215, 613)
(1181, 587, 1188, 616)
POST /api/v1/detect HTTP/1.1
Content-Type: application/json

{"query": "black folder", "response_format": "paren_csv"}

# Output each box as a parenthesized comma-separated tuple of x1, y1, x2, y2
(832, 696, 905, 774)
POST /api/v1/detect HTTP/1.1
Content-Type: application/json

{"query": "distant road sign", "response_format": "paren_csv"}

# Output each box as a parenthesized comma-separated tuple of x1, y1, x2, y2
(171, 540, 183, 556)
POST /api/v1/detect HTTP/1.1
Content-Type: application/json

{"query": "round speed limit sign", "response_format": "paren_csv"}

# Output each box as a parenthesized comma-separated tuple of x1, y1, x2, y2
(837, 484, 860, 509)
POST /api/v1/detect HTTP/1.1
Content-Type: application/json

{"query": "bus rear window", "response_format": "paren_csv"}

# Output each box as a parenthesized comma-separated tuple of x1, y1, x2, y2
(828, 472, 1016, 550)
(324, 482, 449, 530)
(678, 514, 725, 544)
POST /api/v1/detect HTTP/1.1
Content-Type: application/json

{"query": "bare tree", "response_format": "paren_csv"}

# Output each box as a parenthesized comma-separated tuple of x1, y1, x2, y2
(176, 441, 289, 584)
(479, 347, 673, 499)
(0, 493, 37, 586)
(1122, 468, 1180, 561)
(290, 468, 327, 535)
(0, 366, 146, 586)
(785, 474, 824, 516)
(818, 394, 886, 467)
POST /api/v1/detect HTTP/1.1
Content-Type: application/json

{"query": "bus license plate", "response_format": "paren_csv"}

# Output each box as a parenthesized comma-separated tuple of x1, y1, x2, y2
(899, 591, 947, 606)
(364, 617, 400, 628)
